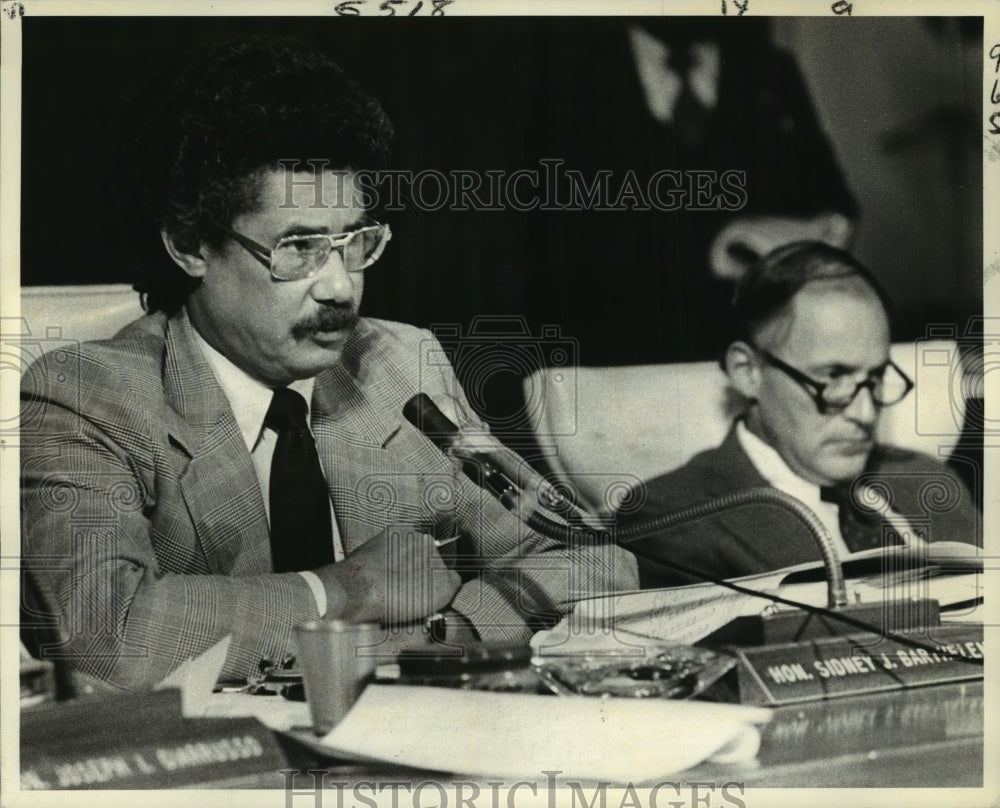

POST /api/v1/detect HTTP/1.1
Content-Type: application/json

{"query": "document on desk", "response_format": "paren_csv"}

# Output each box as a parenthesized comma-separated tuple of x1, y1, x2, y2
(303, 683, 769, 783)
(156, 635, 232, 715)
(534, 570, 791, 654)
(534, 544, 983, 654)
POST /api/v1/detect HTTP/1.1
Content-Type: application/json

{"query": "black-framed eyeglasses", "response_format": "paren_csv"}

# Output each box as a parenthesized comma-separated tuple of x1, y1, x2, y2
(217, 222, 392, 282)
(752, 345, 914, 414)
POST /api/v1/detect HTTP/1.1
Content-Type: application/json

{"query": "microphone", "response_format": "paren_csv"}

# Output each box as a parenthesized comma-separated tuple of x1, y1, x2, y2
(403, 398, 976, 669)
(403, 393, 601, 527)
(403, 393, 520, 510)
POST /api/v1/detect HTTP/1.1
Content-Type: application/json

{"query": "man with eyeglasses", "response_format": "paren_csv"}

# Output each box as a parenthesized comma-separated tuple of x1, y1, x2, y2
(20, 37, 636, 690)
(618, 241, 978, 588)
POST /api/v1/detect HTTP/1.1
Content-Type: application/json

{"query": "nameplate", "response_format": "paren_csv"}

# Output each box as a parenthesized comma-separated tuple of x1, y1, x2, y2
(21, 688, 290, 789)
(735, 624, 983, 706)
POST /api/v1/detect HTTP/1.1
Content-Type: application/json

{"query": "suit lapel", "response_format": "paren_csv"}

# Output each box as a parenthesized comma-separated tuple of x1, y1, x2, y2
(161, 315, 445, 565)
(309, 323, 448, 553)
(163, 312, 272, 575)
(695, 427, 793, 569)
(311, 365, 431, 554)
(703, 426, 819, 570)
(700, 427, 770, 498)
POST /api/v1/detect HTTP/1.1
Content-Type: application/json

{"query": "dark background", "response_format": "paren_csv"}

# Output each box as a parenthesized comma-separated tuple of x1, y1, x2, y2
(19, 16, 984, 455)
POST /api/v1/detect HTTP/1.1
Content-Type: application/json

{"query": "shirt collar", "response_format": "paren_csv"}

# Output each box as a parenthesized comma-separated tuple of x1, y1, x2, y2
(735, 420, 858, 557)
(189, 323, 316, 452)
(735, 419, 821, 505)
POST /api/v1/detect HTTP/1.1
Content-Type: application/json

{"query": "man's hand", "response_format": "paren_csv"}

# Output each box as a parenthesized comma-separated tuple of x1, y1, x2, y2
(313, 529, 462, 625)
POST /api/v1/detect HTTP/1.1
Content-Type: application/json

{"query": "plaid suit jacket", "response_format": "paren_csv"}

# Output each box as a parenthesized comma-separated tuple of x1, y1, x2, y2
(22, 309, 636, 689)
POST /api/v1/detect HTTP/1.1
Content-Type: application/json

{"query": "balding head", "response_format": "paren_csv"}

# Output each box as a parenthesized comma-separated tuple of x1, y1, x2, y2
(724, 242, 899, 486)
(729, 240, 891, 351)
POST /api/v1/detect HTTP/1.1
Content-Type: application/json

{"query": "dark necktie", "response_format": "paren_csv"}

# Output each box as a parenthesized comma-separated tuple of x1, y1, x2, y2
(264, 388, 335, 572)
(820, 484, 892, 554)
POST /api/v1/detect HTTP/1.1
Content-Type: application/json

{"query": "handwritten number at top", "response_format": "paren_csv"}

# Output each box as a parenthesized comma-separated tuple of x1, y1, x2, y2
(336, 0, 451, 14)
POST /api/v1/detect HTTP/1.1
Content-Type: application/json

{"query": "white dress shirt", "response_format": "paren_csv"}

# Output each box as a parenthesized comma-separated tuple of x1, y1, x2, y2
(735, 421, 921, 556)
(735, 420, 854, 558)
(191, 328, 344, 615)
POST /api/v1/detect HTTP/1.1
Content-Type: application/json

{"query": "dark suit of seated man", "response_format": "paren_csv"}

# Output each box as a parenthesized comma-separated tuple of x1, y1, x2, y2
(20, 38, 637, 690)
(617, 241, 979, 588)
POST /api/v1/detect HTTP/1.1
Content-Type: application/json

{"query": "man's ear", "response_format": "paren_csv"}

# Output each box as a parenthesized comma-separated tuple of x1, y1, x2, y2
(160, 229, 208, 278)
(724, 341, 761, 401)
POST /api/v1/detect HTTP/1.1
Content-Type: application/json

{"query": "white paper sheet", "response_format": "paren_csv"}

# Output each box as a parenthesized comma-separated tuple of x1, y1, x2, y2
(307, 684, 769, 782)
(533, 572, 790, 653)
(155, 636, 314, 731)
(155, 635, 232, 716)
(535, 544, 984, 654)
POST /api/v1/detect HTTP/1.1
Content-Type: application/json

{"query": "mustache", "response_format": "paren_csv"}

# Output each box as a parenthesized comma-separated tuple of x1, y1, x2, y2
(291, 305, 359, 340)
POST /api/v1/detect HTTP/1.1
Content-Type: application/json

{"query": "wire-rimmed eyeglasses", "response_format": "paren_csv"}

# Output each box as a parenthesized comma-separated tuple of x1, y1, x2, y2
(218, 222, 391, 282)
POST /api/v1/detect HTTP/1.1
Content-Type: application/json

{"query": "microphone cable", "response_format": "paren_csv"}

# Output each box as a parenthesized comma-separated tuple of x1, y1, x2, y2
(527, 489, 983, 666)
(401, 394, 981, 666)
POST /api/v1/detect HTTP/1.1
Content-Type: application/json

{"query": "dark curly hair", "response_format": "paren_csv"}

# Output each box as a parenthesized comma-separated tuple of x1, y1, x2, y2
(125, 37, 393, 314)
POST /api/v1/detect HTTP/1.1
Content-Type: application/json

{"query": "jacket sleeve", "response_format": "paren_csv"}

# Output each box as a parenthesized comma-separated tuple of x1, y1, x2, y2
(406, 328, 640, 642)
(20, 347, 319, 690)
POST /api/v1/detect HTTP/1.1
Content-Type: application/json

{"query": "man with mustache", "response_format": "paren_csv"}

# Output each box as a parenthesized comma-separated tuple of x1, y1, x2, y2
(618, 241, 978, 588)
(20, 37, 636, 690)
